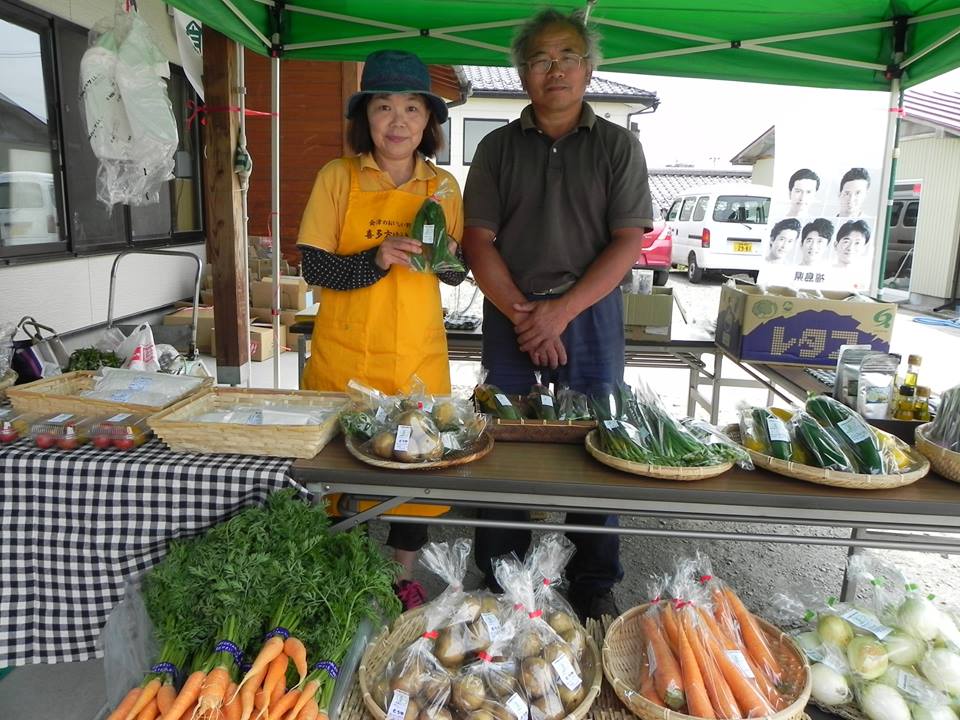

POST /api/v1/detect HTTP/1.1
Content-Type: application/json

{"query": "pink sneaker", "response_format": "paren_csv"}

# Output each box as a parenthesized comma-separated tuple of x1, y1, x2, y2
(395, 579, 427, 611)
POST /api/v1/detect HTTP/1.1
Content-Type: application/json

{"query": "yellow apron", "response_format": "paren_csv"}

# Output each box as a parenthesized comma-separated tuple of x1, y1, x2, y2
(303, 159, 451, 396)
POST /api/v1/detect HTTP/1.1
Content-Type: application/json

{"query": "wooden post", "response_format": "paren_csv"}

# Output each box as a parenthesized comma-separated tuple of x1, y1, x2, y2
(202, 27, 249, 383)
(341, 62, 361, 155)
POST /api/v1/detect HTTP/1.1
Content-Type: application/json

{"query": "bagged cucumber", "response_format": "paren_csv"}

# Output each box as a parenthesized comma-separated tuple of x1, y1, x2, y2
(409, 180, 464, 273)
(474, 383, 521, 420)
(805, 394, 884, 474)
(526, 372, 557, 420)
(788, 410, 855, 472)
(750, 407, 793, 460)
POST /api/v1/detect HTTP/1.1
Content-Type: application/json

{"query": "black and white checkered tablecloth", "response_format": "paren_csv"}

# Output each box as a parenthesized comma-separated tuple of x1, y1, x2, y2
(0, 437, 306, 666)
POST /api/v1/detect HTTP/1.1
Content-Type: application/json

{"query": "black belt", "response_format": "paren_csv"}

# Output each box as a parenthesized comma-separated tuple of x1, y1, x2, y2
(530, 279, 576, 296)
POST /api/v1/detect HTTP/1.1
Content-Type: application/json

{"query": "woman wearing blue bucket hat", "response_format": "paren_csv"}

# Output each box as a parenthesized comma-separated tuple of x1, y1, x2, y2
(298, 50, 466, 610)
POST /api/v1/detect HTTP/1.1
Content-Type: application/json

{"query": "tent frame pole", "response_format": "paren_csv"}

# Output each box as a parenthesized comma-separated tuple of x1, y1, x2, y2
(221, 0, 272, 51)
(269, 3, 283, 388)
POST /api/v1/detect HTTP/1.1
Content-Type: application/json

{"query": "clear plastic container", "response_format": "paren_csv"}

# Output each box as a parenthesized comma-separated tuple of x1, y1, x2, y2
(0, 408, 31, 444)
(29, 412, 95, 451)
(89, 412, 151, 450)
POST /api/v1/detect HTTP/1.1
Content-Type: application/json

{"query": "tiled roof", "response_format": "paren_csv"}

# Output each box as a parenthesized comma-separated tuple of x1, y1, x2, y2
(903, 89, 960, 136)
(648, 169, 752, 214)
(458, 65, 657, 105)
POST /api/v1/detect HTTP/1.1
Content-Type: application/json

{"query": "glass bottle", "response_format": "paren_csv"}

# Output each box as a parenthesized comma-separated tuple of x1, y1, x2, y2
(904, 354, 922, 388)
(895, 384, 916, 420)
(914, 386, 932, 421)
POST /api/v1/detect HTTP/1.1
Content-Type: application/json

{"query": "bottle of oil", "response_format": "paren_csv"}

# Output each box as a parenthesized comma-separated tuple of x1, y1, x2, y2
(914, 386, 932, 421)
(895, 384, 916, 420)
(904, 355, 922, 388)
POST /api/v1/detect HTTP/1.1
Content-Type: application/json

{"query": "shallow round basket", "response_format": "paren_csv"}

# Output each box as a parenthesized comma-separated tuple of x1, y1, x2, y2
(584, 430, 733, 481)
(603, 603, 811, 720)
(0, 369, 16, 402)
(345, 432, 494, 470)
(723, 424, 928, 490)
(915, 422, 960, 483)
(359, 607, 603, 720)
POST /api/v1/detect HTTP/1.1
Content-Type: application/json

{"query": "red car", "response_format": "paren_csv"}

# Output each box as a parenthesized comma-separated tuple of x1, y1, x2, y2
(635, 219, 672, 286)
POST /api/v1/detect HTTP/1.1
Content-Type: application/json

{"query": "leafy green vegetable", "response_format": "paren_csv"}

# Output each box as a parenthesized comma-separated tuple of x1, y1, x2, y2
(67, 347, 123, 371)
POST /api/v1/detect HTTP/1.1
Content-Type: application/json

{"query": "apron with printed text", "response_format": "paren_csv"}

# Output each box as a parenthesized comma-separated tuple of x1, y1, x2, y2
(303, 160, 450, 396)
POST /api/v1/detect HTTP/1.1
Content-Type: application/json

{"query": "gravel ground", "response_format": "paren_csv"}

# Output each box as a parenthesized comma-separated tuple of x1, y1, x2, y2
(434, 270, 960, 624)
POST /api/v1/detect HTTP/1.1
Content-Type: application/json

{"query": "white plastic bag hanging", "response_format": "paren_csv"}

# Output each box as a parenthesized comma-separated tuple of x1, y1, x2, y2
(80, 2, 178, 207)
(122, 324, 161, 373)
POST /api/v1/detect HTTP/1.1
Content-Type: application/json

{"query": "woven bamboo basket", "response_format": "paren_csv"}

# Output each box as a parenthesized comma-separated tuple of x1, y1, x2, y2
(359, 606, 603, 720)
(915, 422, 960, 483)
(584, 430, 733, 481)
(489, 418, 597, 444)
(148, 388, 348, 458)
(0, 369, 16, 402)
(723, 424, 928, 490)
(6, 370, 212, 416)
(345, 432, 494, 470)
(603, 603, 811, 720)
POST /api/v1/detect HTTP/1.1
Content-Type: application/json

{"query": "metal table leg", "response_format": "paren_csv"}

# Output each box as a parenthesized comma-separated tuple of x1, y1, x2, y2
(328, 495, 413, 532)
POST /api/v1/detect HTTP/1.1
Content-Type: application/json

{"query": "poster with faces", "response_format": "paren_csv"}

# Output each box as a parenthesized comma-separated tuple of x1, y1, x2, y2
(757, 96, 887, 293)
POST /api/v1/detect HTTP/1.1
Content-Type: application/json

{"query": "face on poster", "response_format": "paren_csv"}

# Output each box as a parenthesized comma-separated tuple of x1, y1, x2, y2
(757, 93, 887, 293)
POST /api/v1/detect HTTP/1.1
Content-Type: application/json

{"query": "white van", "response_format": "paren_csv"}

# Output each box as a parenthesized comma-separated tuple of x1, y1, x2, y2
(665, 183, 772, 282)
(0, 171, 59, 247)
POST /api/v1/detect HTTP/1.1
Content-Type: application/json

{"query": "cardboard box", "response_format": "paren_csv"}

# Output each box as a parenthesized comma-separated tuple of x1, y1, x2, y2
(715, 284, 897, 367)
(210, 324, 285, 361)
(250, 306, 299, 327)
(249, 276, 313, 310)
(623, 287, 672, 342)
(295, 303, 320, 324)
(163, 306, 215, 353)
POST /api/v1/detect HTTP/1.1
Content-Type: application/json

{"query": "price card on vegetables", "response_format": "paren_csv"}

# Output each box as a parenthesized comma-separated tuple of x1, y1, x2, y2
(387, 690, 410, 720)
(841, 608, 892, 639)
(541, 395, 554, 407)
(505, 693, 528, 720)
(480, 612, 502, 641)
(766, 418, 790, 443)
(552, 655, 582, 691)
(394, 425, 412, 452)
(725, 650, 756, 678)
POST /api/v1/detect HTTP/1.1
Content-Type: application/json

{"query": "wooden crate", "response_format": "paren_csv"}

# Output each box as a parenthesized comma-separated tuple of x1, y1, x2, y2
(148, 387, 348, 458)
(7, 371, 212, 416)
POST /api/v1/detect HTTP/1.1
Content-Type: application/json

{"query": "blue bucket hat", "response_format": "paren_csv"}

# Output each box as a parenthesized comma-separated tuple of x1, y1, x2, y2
(346, 50, 449, 123)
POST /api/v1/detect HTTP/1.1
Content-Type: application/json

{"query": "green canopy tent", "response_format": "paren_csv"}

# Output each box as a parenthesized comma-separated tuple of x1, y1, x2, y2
(160, 0, 960, 382)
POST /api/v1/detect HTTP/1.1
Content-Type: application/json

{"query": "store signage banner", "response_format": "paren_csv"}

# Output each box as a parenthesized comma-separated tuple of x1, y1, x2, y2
(173, 9, 204, 101)
(757, 96, 888, 293)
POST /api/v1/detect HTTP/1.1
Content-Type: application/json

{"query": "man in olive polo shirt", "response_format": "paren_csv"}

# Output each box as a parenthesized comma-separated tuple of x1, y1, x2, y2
(462, 7, 654, 620)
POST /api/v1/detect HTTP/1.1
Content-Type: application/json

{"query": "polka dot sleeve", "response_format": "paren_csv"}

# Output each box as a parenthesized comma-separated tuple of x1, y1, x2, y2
(299, 245, 387, 291)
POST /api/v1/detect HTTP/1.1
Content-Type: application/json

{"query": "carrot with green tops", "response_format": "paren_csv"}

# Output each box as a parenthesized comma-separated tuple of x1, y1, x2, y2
(640, 610, 685, 710)
(239, 667, 267, 720)
(723, 588, 781, 681)
(285, 637, 308, 687)
(297, 697, 321, 720)
(156, 682, 176, 717)
(701, 629, 774, 718)
(137, 699, 160, 720)
(237, 635, 286, 694)
(196, 665, 232, 718)
(677, 621, 715, 718)
(222, 682, 242, 720)
(271, 689, 303, 720)
(681, 611, 741, 719)
(107, 688, 142, 720)
(288, 679, 320, 720)
(159, 670, 205, 720)
(125, 677, 162, 720)
(260, 652, 289, 707)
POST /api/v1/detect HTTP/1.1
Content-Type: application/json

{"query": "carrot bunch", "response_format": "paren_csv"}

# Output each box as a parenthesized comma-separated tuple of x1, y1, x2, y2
(637, 572, 798, 719)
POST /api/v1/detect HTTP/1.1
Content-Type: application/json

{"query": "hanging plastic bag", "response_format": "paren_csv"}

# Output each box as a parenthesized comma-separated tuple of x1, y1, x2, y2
(119, 323, 161, 372)
(410, 180, 465, 274)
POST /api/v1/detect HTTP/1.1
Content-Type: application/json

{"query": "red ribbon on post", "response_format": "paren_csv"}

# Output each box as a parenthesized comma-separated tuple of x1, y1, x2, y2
(186, 100, 279, 130)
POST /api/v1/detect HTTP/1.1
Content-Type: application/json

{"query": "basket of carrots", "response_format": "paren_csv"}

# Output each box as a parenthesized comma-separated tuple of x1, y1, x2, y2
(602, 556, 811, 720)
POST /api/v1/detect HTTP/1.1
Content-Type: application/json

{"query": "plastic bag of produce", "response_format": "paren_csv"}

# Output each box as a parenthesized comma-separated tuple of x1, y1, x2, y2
(680, 417, 755, 470)
(805, 395, 885, 475)
(555, 386, 591, 421)
(494, 554, 586, 720)
(926, 384, 960, 452)
(379, 540, 473, 718)
(786, 410, 856, 472)
(410, 180, 465, 274)
(527, 534, 585, 661)
(740, 406, 794, 461)
(526, 372, 558, 421)
(449, 622, 527, 720)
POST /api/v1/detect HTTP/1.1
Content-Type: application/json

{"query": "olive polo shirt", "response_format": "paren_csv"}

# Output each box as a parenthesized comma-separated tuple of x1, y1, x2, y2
(464, 103, 654, 294)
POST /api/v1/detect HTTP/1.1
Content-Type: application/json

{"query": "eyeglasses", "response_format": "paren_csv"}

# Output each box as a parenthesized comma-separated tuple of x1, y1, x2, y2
(523, 53, 588, 75)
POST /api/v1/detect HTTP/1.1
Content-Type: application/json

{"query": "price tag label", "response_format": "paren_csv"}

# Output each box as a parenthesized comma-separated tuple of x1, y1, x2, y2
(896, 669, 929, 699)
(541, 395, 554, 407)
(241, 410, 264, 425)
(837, 416, 871, 444)
(840, 608, 893, 639)
(421, 225, 435, 245)
(375, 407, 387, 422)
(421, 400, 434, 412)
(108, 390, 134, 402)
(725, 650, 756, 679)
(387, 691, 410, 720)
(505, 693, 528, 720)
(441, 432, 461, 451)
(394, 425, 412, 452)
(804, 647, 824, 663)
(480, 612, 502, 641)
(766, 418, 790, 443)
(552, 655, 582, 691)
(495, 393, 511, 407)
(646, 641, 657, 677)
(49, 413, 74, 423)
(130, 376, 153, 391)
(106, 413, 132, 423)
(603, 419, 619, 430)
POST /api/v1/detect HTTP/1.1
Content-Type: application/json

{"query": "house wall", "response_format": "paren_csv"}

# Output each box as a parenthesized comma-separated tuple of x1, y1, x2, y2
(0, 0, 203, 334)
(749, 157, 775, 186)
(442, 96, 641, 190)
(897, 136, 960, 302)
